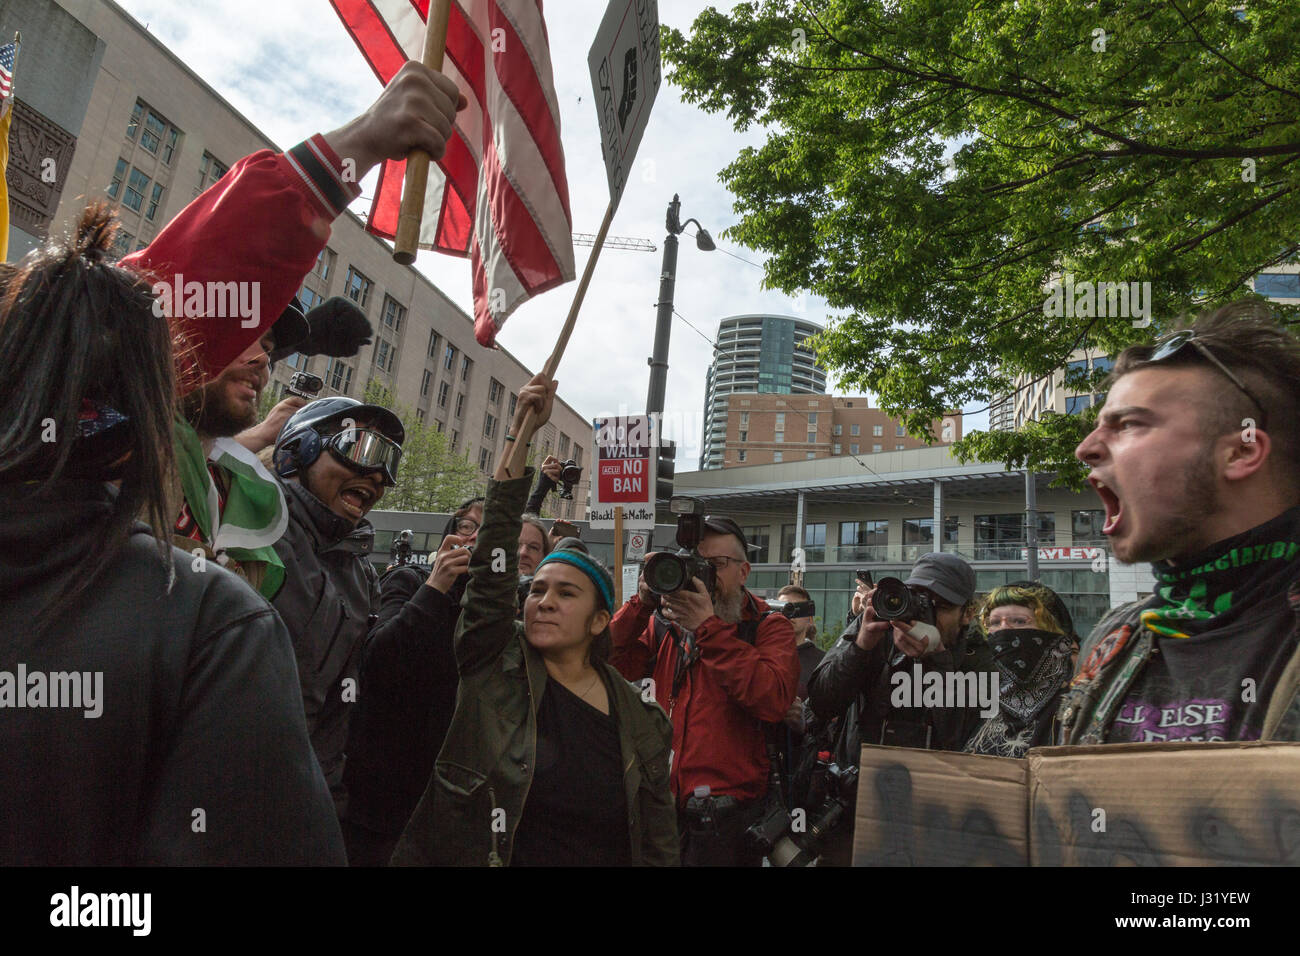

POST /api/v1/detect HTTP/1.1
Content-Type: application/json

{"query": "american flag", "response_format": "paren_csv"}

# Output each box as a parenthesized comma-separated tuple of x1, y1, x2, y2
(329, 0, 575, 348)
(0, 42, 17, 107)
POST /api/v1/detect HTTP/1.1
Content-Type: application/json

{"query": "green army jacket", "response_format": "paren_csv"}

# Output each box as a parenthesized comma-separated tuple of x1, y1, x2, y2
(390, 470, 679, 866)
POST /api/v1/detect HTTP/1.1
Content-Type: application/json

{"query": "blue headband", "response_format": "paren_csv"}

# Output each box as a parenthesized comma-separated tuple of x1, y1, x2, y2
(536, 549, 615, 612)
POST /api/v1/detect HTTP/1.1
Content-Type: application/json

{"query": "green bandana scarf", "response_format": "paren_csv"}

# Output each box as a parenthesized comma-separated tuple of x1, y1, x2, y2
(1141, 506, 1300, 639)
(174, 418, 287, 599)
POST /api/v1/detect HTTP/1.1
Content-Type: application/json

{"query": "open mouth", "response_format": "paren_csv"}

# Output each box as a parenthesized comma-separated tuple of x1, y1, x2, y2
(1089, 475, 1123, 535)
(339, 485, 375, 516)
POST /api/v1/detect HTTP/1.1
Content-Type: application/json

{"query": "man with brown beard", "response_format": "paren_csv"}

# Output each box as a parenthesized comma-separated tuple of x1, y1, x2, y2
(610, 516, 799, 865)
(1058, 301, 1300, 746)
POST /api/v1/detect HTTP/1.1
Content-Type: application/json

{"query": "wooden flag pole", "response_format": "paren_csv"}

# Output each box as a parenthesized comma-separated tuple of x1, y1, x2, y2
(503, 200, 616, 478)
(613, 506, 624, 607)
(393, 0, 453, 265)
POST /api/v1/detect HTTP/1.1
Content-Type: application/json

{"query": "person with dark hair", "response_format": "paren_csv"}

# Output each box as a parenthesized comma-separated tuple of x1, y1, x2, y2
(340, 499, 480, 865)
(963, 582, 1077, 757)
(0, 206, 342, 864)
(1060, 300, 1300, 745)
(610, 513, 799, 866)
(393, 374, 678, 866)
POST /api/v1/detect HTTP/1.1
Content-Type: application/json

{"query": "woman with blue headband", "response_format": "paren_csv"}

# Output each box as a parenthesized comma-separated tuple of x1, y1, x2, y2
(392, 373, 678, 866)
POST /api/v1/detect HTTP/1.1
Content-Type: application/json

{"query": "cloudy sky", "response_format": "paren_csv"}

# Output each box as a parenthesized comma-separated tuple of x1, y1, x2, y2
(113, 0, 987, 464)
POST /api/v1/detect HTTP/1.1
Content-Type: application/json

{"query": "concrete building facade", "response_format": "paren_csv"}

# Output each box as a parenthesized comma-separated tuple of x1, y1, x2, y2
(7, 0, 592, 516)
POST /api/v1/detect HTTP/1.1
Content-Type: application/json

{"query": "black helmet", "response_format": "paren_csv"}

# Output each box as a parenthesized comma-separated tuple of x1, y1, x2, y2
(273, 397, 406, 486)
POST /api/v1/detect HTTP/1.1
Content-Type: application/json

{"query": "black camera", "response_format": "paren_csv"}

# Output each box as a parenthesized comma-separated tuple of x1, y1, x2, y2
(286, 371, 324, 399)
(642, 497, 717, 596)
(389, 529, 430, 574)
(683, 786, 739, 838)
(870, 576, 936, 625)
(557, 459, 582, 500)
(855, 569, 874, 588)
(747, 758, 860, 867)
(767, 598, 815, 620)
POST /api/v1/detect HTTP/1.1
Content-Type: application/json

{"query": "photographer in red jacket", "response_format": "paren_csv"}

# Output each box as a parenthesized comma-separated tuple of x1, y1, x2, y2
(610, 514, 798, 866)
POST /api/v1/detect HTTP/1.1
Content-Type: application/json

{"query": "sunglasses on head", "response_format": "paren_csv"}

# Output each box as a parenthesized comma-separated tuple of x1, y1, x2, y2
(325, 427, 402, 486)
(1143, 329, 1269, 431)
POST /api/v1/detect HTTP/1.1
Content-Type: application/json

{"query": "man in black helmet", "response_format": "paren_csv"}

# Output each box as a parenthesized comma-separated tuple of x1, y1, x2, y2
(270, 397, 406, 821)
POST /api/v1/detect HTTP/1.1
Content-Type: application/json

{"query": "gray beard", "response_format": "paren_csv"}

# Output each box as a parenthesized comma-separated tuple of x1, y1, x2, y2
(713, 587, 744, 624)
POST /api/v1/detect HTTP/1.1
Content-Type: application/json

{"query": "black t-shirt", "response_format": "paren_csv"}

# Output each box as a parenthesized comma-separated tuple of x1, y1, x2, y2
(510, 678, 631, 867)
(1107, 590, 1297, 743)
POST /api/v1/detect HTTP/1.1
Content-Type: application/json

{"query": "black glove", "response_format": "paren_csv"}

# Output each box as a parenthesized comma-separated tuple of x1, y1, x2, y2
(298, 296, 373, 357)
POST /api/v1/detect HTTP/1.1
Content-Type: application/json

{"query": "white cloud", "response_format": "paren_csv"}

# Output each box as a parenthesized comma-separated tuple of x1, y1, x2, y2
(115, 0, 842, 465)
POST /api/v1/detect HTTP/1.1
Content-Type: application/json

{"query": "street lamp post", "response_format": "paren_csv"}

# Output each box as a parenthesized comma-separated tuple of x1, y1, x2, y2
(645, 194, 714, 418)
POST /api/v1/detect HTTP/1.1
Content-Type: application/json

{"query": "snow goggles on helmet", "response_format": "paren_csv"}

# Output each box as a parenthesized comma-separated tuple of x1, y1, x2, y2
(324, 427, 402, 486)
(1143, 329, 1269, 430)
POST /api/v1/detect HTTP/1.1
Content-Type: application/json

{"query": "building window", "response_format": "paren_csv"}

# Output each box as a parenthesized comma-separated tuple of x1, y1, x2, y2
(558, 433, 570, 457)
(344, 267, 373, 308)
(108, 158, 127, 199)
(572, 445, 583, 467)
(775, 413, 786, 428)
(461, 355, 472, 381)
(896, 425, 906, 437)
(479, 448, 493, 472)
(1066, 395, 1090, 415)
(444, 344, 457, 371)
(808, 412, 817, 424)
(833, 425, 842, 436)
(742, 526, 770, 563)
(738, 449, 747, 463)
(840, 520, 888, 561)
(740, 412, 749, 426)
(807, 431, 817, 443)
(327, 359, 353, 395)
(437, 382, 450, 408)
(873, 425, 883, 436)
(163, 128, 179, 165)
(850, 424, 860, 436)
(773, 451, 783, 463)
(774, 431, 784, 443)
(975, 513, 1056, 560)
(806, 452, 815, 459)
(435, 420, 445, 433)
(381, 295, 406, 333)
(895, 444, 905, 450)
(421, 369, 432, 397)
(1072, 509, 1108, 544)
(315, 248, 334, 281)
(455, 394, 465, 419)
(299, 287, 323, 310)
(739, 430, 748, 442)
(110, 230, 134, 259)
(833, 443, 841, 455)
(803, 523, 826, 563)
(123, 168, 151, 212)
(415, 408, 425, 424)
(126, 101, 143, 141)
(489, 378, 504, 404)
(850, 443, 859, 455)
(198, 151, 229, 192)
(427, 330, 440, 358)
(872, 443, 882, 453)
(375, 339, 392, 372)
(451, 429, 460, 451)
(484, 412, 497, 439)
(140, 109, 167, 154)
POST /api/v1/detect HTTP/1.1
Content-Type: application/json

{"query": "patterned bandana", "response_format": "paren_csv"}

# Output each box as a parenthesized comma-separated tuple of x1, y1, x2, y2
(1140, 506, 1300, 639)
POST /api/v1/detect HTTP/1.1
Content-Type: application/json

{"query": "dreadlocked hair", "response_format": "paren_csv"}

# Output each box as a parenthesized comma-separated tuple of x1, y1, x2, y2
(0, 202, 180, 635)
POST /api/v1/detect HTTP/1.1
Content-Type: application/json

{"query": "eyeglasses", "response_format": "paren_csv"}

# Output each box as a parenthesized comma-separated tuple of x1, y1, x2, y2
(1145, 330, 1268, 430)
(703, 555, 746, 571)
(325, 428, 403, 486)
(455, 518, 481, 535)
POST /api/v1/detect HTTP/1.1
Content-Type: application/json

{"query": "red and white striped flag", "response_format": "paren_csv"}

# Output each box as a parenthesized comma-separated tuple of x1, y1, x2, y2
(329, 0, 575, 347)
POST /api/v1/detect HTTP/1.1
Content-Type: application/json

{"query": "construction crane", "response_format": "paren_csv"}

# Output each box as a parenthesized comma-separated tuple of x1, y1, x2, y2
(572, 232, 656, 253)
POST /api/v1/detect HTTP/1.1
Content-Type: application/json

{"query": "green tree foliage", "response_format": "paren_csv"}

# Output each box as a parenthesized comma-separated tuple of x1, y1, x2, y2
(663, 0, 1300, 485)
(362, 380, 483, 512)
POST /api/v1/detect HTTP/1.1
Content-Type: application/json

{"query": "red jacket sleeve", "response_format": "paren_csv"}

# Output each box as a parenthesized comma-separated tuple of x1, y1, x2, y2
(693, 608, 799, 723)
(121, 134, 361, 386)
(609, 595, 656, 682)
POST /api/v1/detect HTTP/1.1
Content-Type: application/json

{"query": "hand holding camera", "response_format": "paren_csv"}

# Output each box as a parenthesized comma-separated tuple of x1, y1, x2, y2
(854, 589, 893, 653)
(660, 576, 714, 633)
(427, 533, 472, 594)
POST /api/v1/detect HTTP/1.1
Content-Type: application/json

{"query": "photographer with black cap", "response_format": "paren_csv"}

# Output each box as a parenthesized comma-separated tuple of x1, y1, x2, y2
(806, 551, 994, 865)
(610, 512, 799, 866)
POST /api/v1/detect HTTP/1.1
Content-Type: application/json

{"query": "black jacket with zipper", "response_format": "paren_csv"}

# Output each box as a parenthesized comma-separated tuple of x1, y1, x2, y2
(271, 478, 379, 818)
(0, 480, 344, 865)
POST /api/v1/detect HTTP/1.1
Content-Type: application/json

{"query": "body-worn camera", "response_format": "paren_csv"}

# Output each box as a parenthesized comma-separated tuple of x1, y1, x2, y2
(870, 576, 936, 624)
(557, 459, 582, 500)
(642, 497, 716, 596)
(747, 756, 859, 867)
(286, 371, 324, 399)
(683, 785, 739, 838)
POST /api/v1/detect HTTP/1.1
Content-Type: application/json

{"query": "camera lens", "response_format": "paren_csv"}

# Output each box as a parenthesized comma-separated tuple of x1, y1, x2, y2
(561, 465, 582, 484)
(870, 577, 912, 621)
(644, 553, 687, 595)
